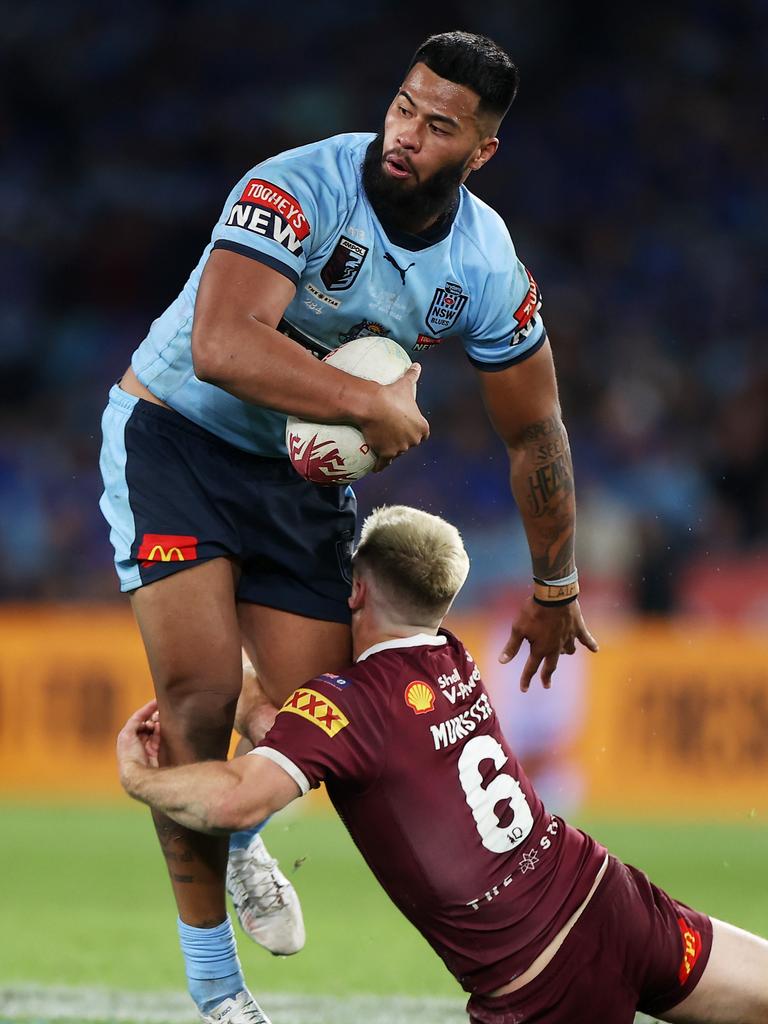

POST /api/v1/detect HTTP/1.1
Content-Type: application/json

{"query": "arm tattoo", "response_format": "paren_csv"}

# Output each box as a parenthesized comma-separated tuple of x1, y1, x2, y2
(510, 415, 576, 581)
(526, 453, 571, 516)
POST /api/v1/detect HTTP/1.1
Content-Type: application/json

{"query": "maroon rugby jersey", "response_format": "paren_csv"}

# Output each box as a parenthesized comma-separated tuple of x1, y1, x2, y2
(255, 630, 606, 994)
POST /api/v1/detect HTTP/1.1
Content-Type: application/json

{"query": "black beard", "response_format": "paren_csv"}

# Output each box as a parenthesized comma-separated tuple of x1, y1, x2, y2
(362, 132, 465, 235)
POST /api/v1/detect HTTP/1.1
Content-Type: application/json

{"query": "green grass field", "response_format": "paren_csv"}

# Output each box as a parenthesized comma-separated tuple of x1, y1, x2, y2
(0, 802, 765, 1022)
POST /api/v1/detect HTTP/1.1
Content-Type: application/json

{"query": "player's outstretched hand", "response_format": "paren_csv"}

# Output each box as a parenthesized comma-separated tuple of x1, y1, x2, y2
(359, 363, 429, 470)
(117, 698, 160, 788)
(499, 597, 598, 692)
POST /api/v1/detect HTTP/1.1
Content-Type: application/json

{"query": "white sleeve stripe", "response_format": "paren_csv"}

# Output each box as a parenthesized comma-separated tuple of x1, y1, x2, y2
(250, 746, 311, 795)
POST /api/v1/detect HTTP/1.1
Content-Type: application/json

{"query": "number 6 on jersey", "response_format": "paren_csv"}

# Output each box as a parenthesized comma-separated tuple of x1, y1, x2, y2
(458, 734, 534, 854)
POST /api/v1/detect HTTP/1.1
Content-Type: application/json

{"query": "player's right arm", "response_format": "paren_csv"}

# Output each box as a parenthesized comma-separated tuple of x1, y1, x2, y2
(117, 699, 301, 834)
(118, 674, 382, 832)
(191, 249, 428, 461)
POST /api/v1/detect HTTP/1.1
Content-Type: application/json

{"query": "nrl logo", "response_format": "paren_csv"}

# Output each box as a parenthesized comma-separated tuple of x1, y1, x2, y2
(425, 281, 468, 334)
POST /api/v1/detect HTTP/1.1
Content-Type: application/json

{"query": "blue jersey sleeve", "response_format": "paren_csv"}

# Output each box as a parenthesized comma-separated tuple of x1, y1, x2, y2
(462, 232, 546, 372)
(210, 145, 337, 286)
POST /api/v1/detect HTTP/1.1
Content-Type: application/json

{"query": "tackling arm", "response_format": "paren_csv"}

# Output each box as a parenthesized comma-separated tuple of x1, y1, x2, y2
(477, 339, 598, 689)
(117, 700, 300, 835)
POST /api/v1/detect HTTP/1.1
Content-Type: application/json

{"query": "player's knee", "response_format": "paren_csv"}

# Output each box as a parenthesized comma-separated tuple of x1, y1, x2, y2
(158, 681, 240, 760)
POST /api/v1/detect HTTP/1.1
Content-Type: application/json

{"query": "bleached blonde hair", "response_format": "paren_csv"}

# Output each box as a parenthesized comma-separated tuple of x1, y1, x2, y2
(353, 505, 470, 619)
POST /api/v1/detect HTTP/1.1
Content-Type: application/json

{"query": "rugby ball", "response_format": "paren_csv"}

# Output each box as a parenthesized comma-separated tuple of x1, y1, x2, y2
(286, 336, 412, 484)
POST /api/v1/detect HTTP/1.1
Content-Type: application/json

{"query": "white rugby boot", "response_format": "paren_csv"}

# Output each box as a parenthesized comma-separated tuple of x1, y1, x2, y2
(226, 834, 305, 955)
(199, 990, 272, 1023)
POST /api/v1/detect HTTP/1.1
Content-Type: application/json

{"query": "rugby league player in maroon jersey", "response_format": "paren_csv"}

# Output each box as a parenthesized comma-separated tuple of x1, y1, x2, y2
(118, 506, 768, 1024)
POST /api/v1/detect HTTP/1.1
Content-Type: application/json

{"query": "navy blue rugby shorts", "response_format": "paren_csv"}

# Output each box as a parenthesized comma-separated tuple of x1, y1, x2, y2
(99, 384, 356, 623)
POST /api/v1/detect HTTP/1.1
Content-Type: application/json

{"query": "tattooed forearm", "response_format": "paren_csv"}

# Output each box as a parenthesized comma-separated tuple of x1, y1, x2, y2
(509, 415, 576, 581)
(526, 453, 572, 516)
(517, 416, 558, 443)
(534, 436, 566, 463)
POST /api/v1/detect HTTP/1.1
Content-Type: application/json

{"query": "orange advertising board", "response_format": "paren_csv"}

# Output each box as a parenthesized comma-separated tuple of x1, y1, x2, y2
(1, 608, 766, 817)
(579, 622, 768, 816)
(0, 606, 153, 797)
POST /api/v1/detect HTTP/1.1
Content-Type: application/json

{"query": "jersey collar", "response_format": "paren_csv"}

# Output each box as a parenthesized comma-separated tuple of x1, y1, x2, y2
(374, 195, 460, 252)
(356, 633, 447, 663)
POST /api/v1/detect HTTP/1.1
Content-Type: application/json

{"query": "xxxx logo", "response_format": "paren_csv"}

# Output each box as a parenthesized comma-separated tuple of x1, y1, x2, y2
(281, 688, 349, 737)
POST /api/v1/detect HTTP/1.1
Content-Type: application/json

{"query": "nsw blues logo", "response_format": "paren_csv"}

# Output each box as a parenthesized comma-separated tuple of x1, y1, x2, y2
(425, 281, 468, 333)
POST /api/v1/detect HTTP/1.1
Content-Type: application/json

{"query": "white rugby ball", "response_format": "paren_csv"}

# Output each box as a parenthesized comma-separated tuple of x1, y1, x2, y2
(286, 335, 412, 484)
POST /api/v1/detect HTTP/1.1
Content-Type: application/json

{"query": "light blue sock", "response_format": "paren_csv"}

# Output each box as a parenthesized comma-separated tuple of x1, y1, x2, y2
(178, 915, 244, 1013)
(229, 818, 270, 853)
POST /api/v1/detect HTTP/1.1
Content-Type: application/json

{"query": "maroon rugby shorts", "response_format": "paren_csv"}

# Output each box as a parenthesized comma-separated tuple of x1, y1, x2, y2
(467, 855, 712, 1024)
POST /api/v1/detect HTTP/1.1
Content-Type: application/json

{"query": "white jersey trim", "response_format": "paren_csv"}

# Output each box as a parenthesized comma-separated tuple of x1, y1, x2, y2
(356, 633, 447, 663)
(250, 746, 310, 796)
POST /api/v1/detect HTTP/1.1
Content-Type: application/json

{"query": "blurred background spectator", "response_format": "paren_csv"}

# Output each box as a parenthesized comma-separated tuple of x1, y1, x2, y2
(1, 0, 765, 615)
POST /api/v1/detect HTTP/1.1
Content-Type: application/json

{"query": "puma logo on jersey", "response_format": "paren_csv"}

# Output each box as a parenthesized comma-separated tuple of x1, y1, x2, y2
(383, 252, 415, 286)
(281, 688, 349, 737)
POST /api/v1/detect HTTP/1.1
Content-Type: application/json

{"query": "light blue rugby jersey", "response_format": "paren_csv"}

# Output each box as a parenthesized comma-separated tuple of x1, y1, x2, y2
(131, 132, 546, 456)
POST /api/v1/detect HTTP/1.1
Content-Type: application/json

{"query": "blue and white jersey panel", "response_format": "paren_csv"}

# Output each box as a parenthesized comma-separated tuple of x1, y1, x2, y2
(130, 132, 546, 457)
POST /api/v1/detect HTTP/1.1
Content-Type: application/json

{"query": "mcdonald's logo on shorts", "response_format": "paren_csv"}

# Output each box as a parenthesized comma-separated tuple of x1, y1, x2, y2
(137, 533, 199, 567)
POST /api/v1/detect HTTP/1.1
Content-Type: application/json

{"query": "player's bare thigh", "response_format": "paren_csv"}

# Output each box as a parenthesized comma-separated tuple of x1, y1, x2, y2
(236, 603, 352, 741)
(131, 557, 245, 760)
(660, 918, 768, 1024)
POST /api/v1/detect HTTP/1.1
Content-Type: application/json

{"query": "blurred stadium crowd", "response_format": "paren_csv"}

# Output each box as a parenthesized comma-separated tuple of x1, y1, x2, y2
(1, 0, 766, 610)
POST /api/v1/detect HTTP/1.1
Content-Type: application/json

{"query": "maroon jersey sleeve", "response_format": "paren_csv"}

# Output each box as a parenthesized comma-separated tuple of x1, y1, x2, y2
(255, 671, 390, 793)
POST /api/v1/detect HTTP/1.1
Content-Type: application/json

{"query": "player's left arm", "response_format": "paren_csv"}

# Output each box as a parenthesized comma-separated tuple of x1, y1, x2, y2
(477, 339, 598, 691)
(116, 700, 300, 834)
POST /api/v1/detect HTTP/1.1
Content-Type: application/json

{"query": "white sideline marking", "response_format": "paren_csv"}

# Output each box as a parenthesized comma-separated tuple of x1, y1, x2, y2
(2, 986, 464, 1024)
(0, 985, 659, 1023)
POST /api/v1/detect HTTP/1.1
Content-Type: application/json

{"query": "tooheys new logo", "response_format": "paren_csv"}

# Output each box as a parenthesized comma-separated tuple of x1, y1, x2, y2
(226, 179, 311, 254)
(511, 268, 542, 345)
